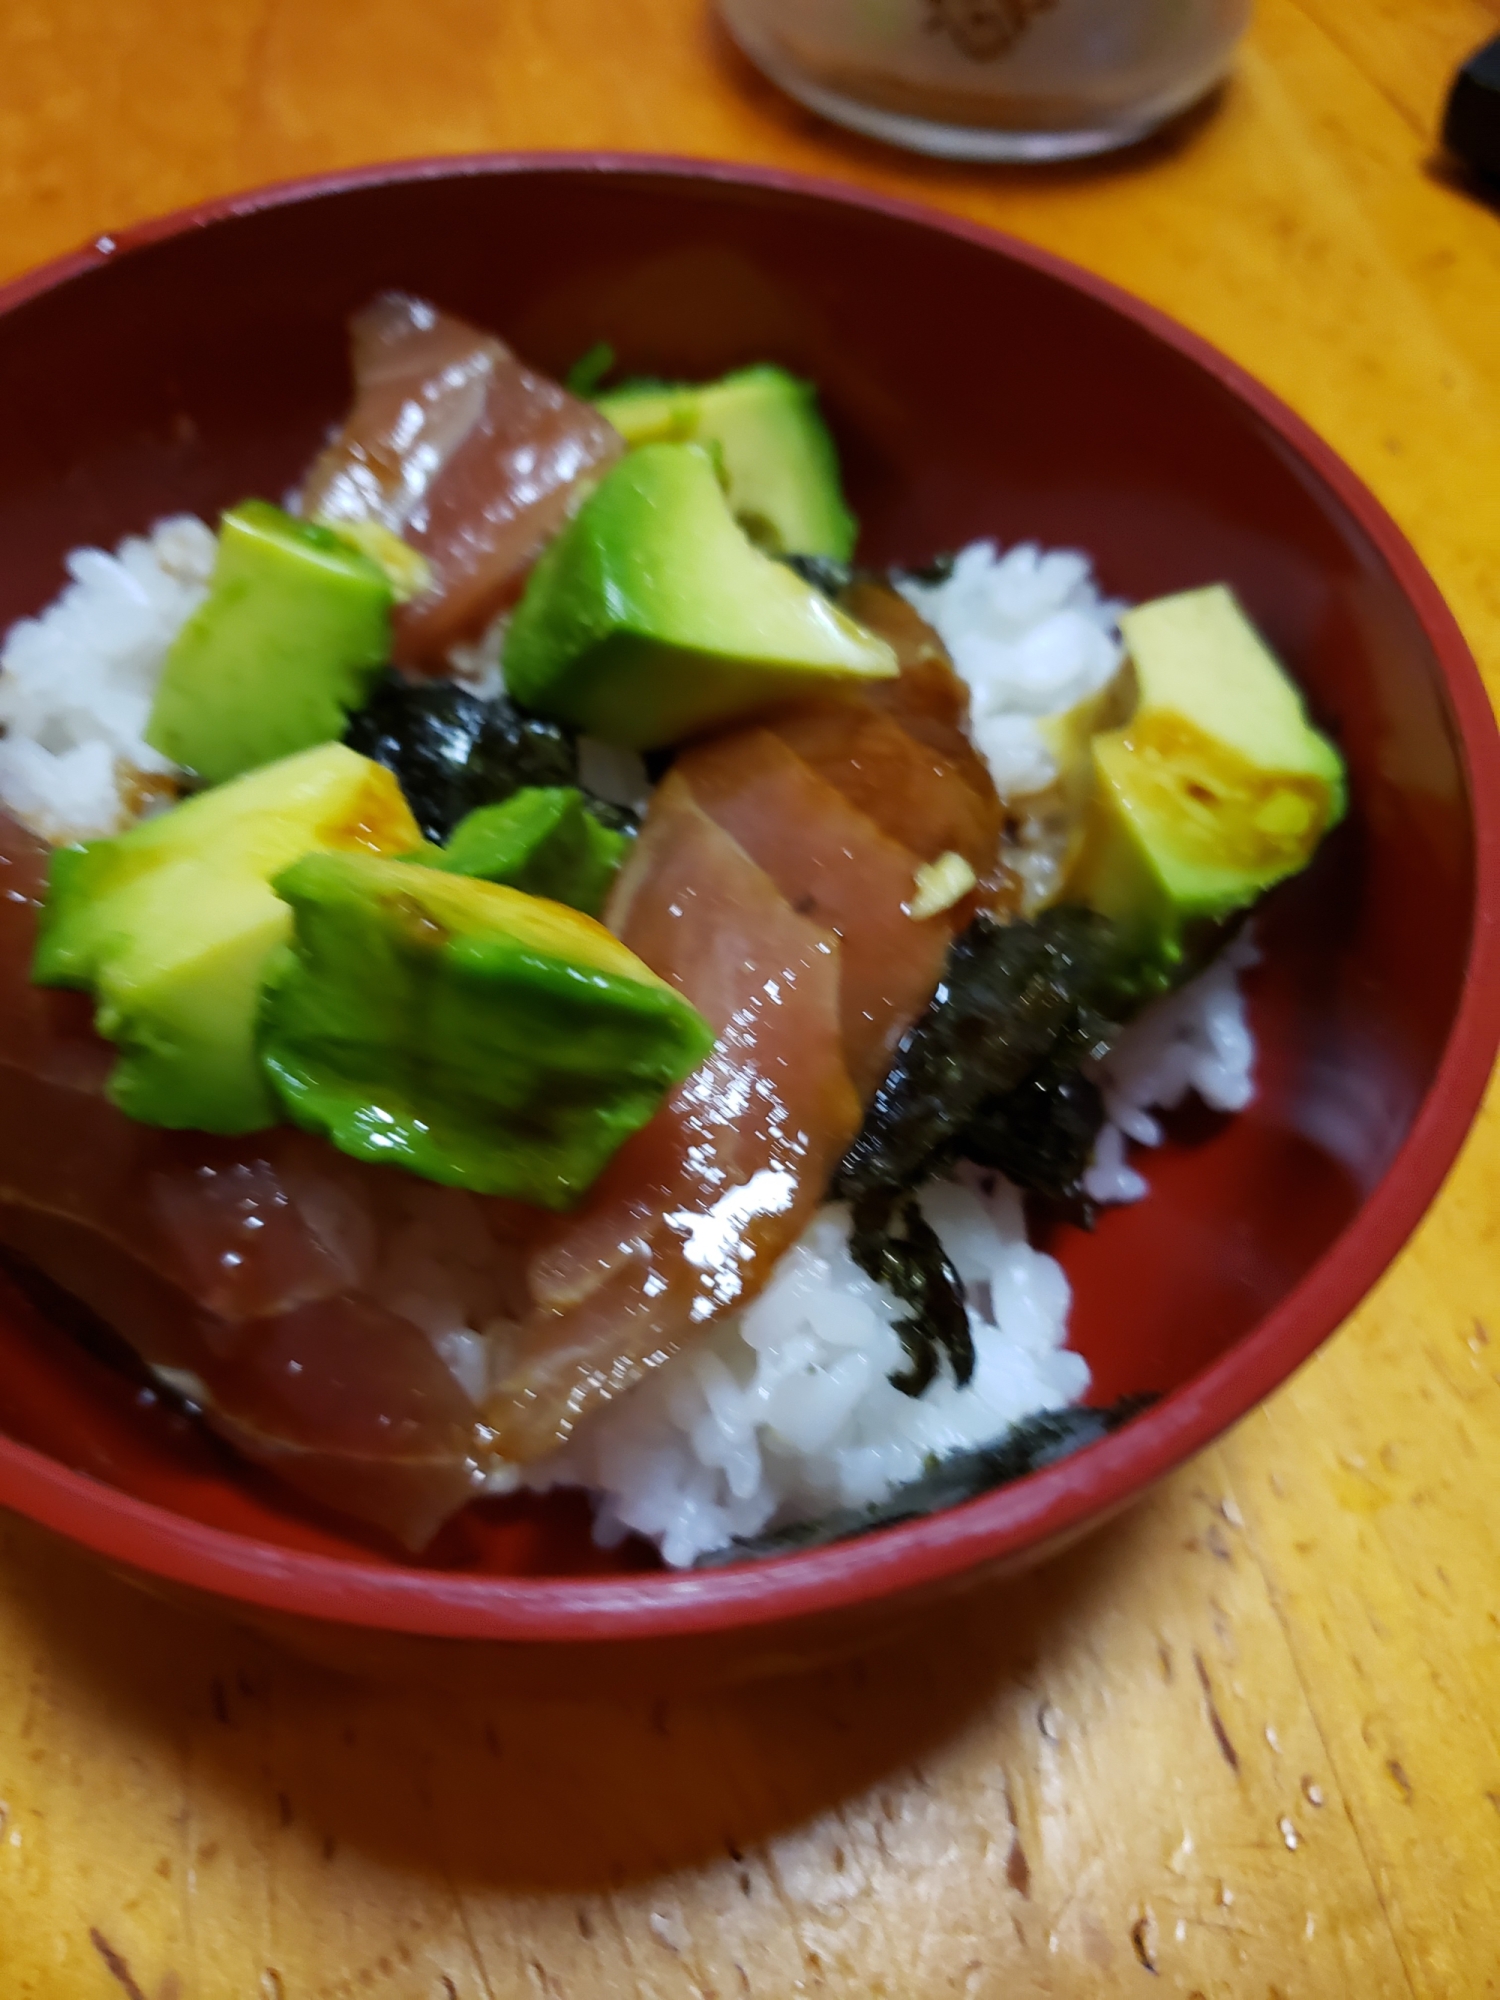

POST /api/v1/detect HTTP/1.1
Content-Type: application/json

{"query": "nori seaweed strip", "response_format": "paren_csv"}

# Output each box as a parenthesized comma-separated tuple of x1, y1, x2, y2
(833, 907, 1140, 1205)
(695, 1394, 1156, 1564)
(848, 1191, 973, 1395)
(343, 672, 637, 846)
(961, 1061, 1108, 1223)
(958, 984, 1129, 1222)
(832, 912, 1132, 1386)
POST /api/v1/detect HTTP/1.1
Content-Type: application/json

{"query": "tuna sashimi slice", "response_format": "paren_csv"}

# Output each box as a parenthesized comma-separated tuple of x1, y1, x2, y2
(762, 698, 1002, 880)
(299, 292, 623, 668)
(393, 347, 623, 665)
(766, 582, 1011, 904)
(677, 727, 958, 1100)
(0, 810, 538, 1546)
(839, 580, 997, 788)
(483, 771, 860, 1462)
(300, 294, 498, 537)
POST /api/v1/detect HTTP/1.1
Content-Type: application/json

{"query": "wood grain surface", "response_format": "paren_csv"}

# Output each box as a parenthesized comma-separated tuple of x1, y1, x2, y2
(2, 2, 1500, 1994)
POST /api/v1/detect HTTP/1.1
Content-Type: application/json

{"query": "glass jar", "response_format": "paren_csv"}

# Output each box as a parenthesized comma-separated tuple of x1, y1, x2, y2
(717, 0, 1254, 161)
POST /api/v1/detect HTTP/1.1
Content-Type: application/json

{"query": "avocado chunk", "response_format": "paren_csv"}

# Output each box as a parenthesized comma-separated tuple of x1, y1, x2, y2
(146, 501, 394, 786)
(1063, 585, 1346, 970)
(412, 787, 629, 917)
(258, 853, 715, 1208)
(503, 444, 896, 750)
(320, 517, 434, 603)
(34, 744, 421, 1132)
(595, 365, 857, 560)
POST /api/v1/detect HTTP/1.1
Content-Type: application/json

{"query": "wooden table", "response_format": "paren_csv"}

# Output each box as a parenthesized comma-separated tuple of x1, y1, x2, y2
(3, 3, 1500, 1993)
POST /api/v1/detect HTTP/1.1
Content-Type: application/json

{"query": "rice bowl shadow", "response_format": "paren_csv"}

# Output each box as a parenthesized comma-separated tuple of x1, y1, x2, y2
(0, 1492, 1158, 1894)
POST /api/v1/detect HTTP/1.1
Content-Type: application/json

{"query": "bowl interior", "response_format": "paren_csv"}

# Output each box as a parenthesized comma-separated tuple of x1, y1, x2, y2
(0, 162, 1481, 1595)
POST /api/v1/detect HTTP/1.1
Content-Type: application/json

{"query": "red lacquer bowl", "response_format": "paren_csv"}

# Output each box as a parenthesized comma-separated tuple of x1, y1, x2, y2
(0, 155, 1495, 1678)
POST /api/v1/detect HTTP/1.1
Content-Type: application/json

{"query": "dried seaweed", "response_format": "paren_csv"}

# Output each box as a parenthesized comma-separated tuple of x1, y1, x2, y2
(695, 1394, 1156, 1564)
(773, 554, 966, 600)
(830, 910, 1159, 1390)
(834, 907, 1145, 1207)
(343, 673, 632, 847)
(960, 1061, 1108, 1223)
(848, 1190, 973, 1396)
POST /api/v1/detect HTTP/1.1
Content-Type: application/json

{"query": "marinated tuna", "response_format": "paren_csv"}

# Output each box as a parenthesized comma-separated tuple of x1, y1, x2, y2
(301, 294, 623, 666)
(485, 772, 861, 1458)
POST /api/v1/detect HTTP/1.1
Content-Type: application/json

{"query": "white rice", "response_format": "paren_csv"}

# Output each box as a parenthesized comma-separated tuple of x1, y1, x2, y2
(898, 540, 1126, 801)
(0, 524, 1258, 1568)
(0, 516, 213, 841)
(576, 736, 652, 814)
(526, 1178, 1085, 1569)
(1085, 930, 1259, 1206)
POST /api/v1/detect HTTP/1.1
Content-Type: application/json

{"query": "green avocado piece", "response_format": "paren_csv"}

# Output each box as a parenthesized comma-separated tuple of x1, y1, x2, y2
(595, 364, 857, 560)
(503, 443, 896, 750)
(1063, 585, 1346, 971)
(411, 787, 629, 917)
(258, 853, 715, 1208)
(145, 500, 394, 786)
(33, 744, 422, 1132)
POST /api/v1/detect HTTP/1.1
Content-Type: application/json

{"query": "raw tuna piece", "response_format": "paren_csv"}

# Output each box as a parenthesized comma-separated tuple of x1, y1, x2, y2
(299, 293, 496, 537)
(392, 348, 623, 666)
(677, 727, 954, 1099)
(301, 293, 623, 667)
(766, 581, 1011, 902)
(763, 698, 1001, 880)
(0, 810, 534, 1546)
(484, 772, 861, 1461)
(840, 579, 998, 787)
(483, 696, 991, 1462)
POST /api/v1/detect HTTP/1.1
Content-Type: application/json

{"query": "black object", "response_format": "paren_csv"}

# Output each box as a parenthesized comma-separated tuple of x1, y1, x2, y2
(888, 552, 958, 588)
(847, 1190, 974, 1396)
(832, 907, 1145, 1212)
(695, 1395, 1157, 1563)
(834, 908, 1152, 1397)
(960, 1061, 1108, 1219)
(1444, 37, 1500, 181)
(344, 672, 637, 844)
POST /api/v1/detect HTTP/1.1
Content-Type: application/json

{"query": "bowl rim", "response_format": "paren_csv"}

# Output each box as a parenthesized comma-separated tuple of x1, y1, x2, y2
(1, 149, 1497, 1643)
